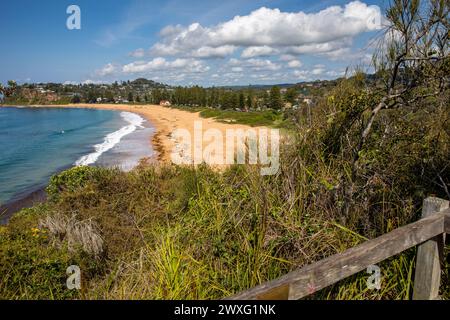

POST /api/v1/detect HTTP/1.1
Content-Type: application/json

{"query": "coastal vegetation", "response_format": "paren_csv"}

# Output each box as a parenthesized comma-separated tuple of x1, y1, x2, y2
(171, 107, 286, 128)
(199, 109, 284, 127)
(0, 0, 449, 300)
(0, 80, 17, 100)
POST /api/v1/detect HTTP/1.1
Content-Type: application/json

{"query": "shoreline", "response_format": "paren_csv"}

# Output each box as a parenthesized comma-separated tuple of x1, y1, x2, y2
(1, 103, 170, 162)
(1, 103, 265, 163)
(0, 105, 162, 222)
(0, 186, 47, 224)
(0, 104, 266, 221)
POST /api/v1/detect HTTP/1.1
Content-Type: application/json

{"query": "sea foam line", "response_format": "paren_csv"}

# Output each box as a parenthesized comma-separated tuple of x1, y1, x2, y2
(75, 112, 145, 166)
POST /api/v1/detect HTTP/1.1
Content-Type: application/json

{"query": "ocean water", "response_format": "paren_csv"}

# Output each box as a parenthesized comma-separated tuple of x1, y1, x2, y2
(0, 107, 154, 205)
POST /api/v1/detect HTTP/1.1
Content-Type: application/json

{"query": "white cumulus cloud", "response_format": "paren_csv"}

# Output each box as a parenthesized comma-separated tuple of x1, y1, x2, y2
(122, 57, 209, 74)
(129, 48, 146, 58)
(96, 63, 119, 76)
(149, 1, 382, 58)
(241, 46, 278, 58)
(93, 1, 383, 85)
(287, 60, 302, 68)
(191, 45, 236, 58)
(229, 58, 281, 71)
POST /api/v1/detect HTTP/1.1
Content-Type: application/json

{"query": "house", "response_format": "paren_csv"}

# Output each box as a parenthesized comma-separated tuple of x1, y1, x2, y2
(160, 100, 171, 107)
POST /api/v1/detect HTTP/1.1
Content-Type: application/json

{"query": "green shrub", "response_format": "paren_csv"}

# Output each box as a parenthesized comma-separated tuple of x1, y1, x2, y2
(46, 166, 103, 200)
(0, 208, 80, 299)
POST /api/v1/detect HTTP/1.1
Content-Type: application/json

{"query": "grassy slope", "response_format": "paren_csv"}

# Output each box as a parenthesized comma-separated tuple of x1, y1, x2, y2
(171, 105, 288, 128)
(2, 160, 448, 299)
(198, 109, 285, 127)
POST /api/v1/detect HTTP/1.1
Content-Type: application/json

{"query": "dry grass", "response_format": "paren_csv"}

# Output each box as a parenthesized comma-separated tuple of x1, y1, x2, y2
(39, 214, 104, 257)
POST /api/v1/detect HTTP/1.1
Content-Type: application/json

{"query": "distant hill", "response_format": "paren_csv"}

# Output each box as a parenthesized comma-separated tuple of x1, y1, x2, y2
(130, 78, 168, 88)
(211, 74, 383, 91)
(213, 79, 340, 90)
(214, 83, 294, 90)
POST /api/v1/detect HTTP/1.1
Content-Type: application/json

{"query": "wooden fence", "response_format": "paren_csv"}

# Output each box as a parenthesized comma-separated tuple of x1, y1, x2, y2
(228, 197, 450, 300)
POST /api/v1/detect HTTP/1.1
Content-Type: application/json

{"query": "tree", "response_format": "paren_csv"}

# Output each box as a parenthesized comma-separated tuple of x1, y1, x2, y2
(269, 86, 283, 110)
(71, 95, 81, 103)
(323, 0, 450, 216)
(262, 91, 270, 108)
(87, 91, 96, 103)
(127, 92, 133, 102)
(353, 0, 449, 179)
(238, 92, 245, 110)
(0, 80, 17, 100)
(152, 88, 162, 104)
(105, 91, 114, 102)
(233, 92, 240, 109)
(246, 91, 253, 109)
(285, 87, 298, 105)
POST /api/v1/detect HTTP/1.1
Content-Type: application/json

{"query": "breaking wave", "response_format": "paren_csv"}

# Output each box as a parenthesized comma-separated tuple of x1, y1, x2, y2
(75, 112, 145, 166)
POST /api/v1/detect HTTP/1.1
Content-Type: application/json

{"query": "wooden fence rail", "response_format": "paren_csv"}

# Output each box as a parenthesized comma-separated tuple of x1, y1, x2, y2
(228, 197, 450, 300)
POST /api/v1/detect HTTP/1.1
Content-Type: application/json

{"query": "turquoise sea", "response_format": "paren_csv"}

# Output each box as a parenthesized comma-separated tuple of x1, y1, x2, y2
(0, 107, 154, 206)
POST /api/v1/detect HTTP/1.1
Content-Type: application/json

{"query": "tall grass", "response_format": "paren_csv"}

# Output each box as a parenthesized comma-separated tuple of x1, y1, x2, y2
(2, 144, 446, 299)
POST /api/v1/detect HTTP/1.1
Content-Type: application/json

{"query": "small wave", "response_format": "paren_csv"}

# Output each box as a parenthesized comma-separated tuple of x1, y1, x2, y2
(74, 112, 145, 166)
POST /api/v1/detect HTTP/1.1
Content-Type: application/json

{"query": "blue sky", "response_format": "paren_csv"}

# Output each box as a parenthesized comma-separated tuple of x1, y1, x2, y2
(0, 0, 388, 86)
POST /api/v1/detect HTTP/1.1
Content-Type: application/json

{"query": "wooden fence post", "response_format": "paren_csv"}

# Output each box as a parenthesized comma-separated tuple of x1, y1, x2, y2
(413, 197, 449, 300)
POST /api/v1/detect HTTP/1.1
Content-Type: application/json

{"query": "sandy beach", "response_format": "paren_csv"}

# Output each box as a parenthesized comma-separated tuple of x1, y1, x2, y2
(7, 104, 265, 164)
(1, 103, 268, 221)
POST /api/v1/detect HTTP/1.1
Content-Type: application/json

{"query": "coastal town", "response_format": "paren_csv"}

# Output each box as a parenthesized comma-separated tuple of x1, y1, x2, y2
(1, 77, 337, 111)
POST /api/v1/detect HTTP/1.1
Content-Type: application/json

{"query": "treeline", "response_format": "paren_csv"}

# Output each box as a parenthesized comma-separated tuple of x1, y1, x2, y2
(151, 86, 297, 110)
(2, 80, 304, 111)
(76, 85, 298, 110)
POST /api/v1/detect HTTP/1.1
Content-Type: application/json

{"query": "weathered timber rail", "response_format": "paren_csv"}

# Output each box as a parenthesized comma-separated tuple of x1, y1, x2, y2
(228, 197, 450, 300)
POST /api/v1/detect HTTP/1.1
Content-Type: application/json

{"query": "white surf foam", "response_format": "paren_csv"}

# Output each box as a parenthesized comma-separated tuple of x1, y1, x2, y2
(74, 112, 145, 166)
